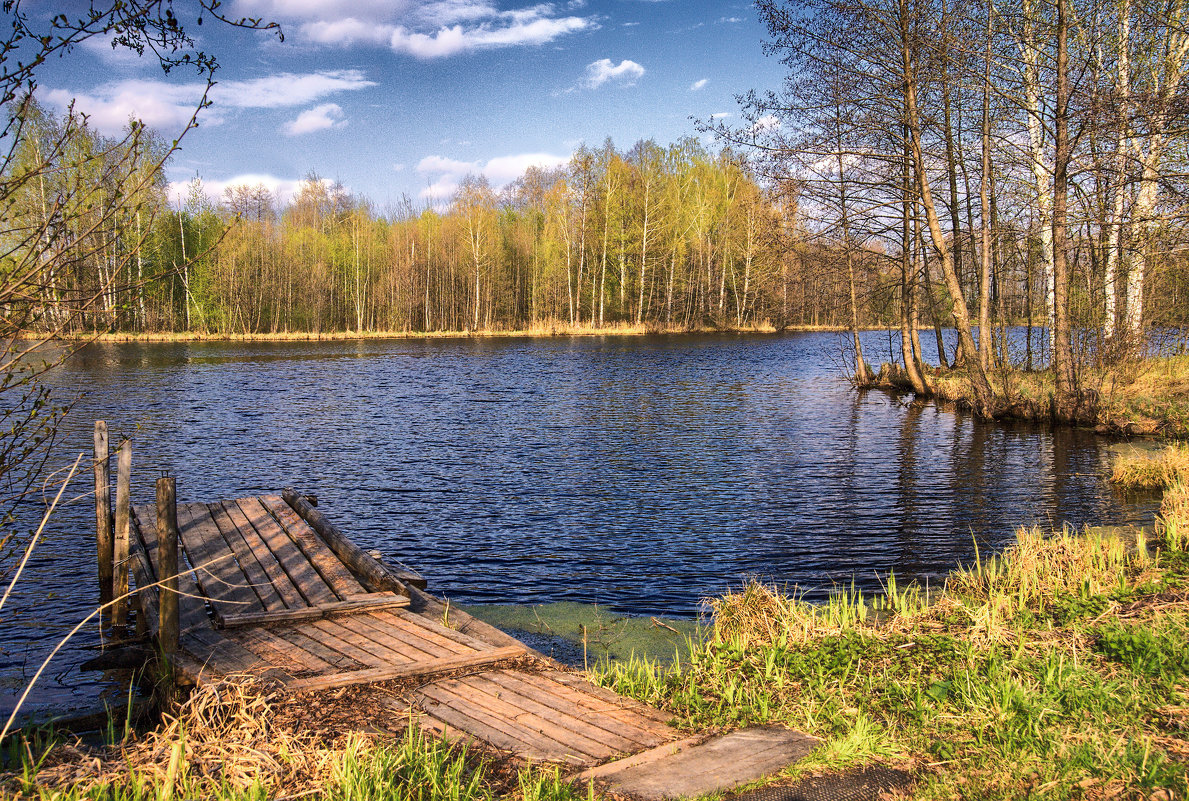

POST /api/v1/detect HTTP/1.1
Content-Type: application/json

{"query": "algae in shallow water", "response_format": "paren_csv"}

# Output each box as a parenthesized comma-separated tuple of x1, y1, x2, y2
(460, 602, 703, 666)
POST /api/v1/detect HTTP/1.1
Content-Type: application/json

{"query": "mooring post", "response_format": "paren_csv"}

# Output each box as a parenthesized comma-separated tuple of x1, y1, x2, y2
(112, 439, 132, 630)
(93, 421, 113, 622)
(156, 476, 180, 666)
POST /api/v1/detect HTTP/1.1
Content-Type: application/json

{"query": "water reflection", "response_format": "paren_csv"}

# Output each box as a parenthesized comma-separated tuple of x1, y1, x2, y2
(0, 331, 1159, 718)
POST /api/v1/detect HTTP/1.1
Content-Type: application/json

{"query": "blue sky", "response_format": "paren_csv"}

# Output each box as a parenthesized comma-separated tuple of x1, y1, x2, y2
(40, 1, 785, 208)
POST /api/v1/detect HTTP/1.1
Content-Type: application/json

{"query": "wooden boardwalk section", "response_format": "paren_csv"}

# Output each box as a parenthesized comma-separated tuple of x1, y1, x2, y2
(84, 421, 818, 798)
(124, 488, 687, 771)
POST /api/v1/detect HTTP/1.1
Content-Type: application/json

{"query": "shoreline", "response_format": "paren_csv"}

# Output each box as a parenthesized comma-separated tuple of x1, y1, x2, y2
(863, 356, 1189, 439)
(18, 322, 853, 343)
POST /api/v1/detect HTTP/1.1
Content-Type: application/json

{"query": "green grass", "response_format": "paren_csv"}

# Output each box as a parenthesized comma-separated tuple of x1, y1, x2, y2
(589, 469, 1189, 799)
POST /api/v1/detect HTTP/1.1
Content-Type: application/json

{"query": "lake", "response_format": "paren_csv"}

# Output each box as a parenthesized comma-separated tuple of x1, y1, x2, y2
(0, 330, 1158, 719)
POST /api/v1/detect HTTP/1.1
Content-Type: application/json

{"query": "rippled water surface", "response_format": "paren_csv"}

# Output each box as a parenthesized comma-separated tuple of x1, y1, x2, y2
(0, 331, 1158, 717)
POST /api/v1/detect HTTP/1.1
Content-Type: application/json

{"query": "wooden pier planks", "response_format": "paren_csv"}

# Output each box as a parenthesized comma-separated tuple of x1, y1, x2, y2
(411, 668, 678, 767)
(117, 486, 822, 792)
(165, 496, 407, 630)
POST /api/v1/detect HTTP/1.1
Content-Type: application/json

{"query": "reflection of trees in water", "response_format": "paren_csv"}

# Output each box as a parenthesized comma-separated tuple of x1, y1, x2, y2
(893, 399, 924, 564)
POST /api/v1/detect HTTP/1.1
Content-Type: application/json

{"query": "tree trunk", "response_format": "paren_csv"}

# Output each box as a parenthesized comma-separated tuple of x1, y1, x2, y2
(900, 0, 994, 413)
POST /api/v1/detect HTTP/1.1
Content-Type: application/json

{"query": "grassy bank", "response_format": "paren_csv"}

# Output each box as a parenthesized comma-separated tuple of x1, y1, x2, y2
(872, 353, 1189, 438)
(592, 444, 1189, 799)
(20, 320, 829, 344)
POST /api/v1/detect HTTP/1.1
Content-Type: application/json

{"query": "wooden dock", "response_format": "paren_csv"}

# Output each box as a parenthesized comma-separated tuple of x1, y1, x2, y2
(93, 422, 818, 797)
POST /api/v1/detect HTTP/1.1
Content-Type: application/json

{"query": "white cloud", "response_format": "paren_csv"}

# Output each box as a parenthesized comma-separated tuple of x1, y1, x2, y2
(80, 33, 152, 68)
(303, 18, 394, 46)
(167, 173, 321, 206)
(416, 151, 570, 200)
(43, 81, 210, 136)
(41, 70, 374, 136)
(236, 0, 593, 57)
(584, 58, 644, 89)
(718, 16, 743, 23)
(284, 103, 345, 135)
(710, 112, 733, 119)
(390, 14, 590, 58)
(215, 70, 375, 108)
(690, 78, 708, 91)
(750, 114, 781, 134)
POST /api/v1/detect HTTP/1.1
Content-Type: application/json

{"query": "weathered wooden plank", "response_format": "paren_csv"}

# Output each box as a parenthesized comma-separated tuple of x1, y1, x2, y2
(480, 671, 659, 751)
(133, 505, 209, 634)
(332, 615, 439, 662)
(275, 628, 365, 672)
(206, 502, 288, 612)
(217, 500, 306, 609)
(181, 628, 268, 675)
(93, 421, 113, 617)
(451, 674, 625, 759)
(415, 694, 559, 763)
(384, 609, 500, 653)
(286, 646, 526, 693)
(490, 670, 670, 745)
(303, 618, 404, 668)
(175, 503, 264, 616)
(573, 726, 820, 800)
(236, 627, 337, 673)
(260, 495, 366, 599)
(237, 496, 338, 605)
(227, 629, 304, 677)
(130, 545, 160, 637)
(216, 595, 409, 629)
(521, 677, 675, 741)
(156, 477, 180, 660)
(542, 671, 675, 729)
(349, 613, 464, 659)
(282, 489, 408, 596)
(112, 440, 132, 629)
(419, 680, 596, 764)
(571, 734, 708, 781)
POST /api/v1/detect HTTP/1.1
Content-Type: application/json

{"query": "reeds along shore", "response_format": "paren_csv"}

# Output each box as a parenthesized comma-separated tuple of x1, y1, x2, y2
(20, 321, 837, 343)
(861, 352, 1189, 438)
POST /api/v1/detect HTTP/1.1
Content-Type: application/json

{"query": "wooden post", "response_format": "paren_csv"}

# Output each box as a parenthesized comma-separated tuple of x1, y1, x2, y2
(112, 439, 132, 630)
(93, 422, 113, 619)
(156, 476, 179, 663)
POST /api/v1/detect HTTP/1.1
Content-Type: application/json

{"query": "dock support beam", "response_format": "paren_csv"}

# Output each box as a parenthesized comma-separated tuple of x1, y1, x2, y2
(156, 476, 180, 665)
(93, 422, 112, 624)
(112, 439, 132, 630)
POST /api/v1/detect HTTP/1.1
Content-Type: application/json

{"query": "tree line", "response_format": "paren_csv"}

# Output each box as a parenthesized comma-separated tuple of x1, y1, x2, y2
(6, 106, 881, 335)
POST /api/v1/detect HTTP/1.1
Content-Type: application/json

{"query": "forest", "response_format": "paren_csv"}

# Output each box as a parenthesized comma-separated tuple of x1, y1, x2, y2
(3, 0, 1189, 384)
(5, 108, 819, 335)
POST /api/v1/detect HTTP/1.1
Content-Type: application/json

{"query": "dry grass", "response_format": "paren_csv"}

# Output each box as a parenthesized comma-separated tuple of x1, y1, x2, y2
(923, 353, 1189, 437)
(947, 525, 1144, 609)
(1112, 443, 1189, 490)
(25, 320, 791, 343)
(13, 678, 343, 798)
